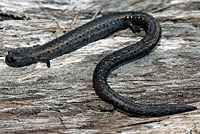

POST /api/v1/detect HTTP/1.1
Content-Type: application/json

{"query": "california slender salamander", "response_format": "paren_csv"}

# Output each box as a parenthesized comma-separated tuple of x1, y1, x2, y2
(5, 12, 197, 117)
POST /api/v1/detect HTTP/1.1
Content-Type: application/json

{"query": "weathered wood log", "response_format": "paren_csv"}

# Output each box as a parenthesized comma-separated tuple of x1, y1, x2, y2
(0, 0, 199, 133)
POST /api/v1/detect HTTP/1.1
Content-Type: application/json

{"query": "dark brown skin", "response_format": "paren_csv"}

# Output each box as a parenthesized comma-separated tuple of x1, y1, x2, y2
(5, 12, 197, 117)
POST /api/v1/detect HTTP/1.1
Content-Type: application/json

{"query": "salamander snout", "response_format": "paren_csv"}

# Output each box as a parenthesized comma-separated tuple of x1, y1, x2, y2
(5, 49, 34, 67)
(5, 54, 17, 64)
(5, 50, 20, 67)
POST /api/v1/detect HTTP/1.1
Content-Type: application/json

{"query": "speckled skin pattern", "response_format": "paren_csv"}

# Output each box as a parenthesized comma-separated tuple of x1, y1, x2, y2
(5, 12, 197, 117)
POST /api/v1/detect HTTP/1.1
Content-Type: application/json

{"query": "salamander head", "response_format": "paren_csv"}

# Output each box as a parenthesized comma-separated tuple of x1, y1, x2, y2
(5, 48, 35, 67)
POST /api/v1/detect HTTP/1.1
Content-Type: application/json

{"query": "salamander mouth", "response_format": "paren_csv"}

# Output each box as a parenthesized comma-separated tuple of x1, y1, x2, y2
(5, 55, 17, 64)
(5, 55, 32, 67)
(5, 55, 18, 67)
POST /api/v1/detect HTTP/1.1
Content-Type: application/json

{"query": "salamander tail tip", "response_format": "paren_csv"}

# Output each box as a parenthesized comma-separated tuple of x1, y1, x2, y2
(182, 105, 197, 112)
(170, 104, 197, 115)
